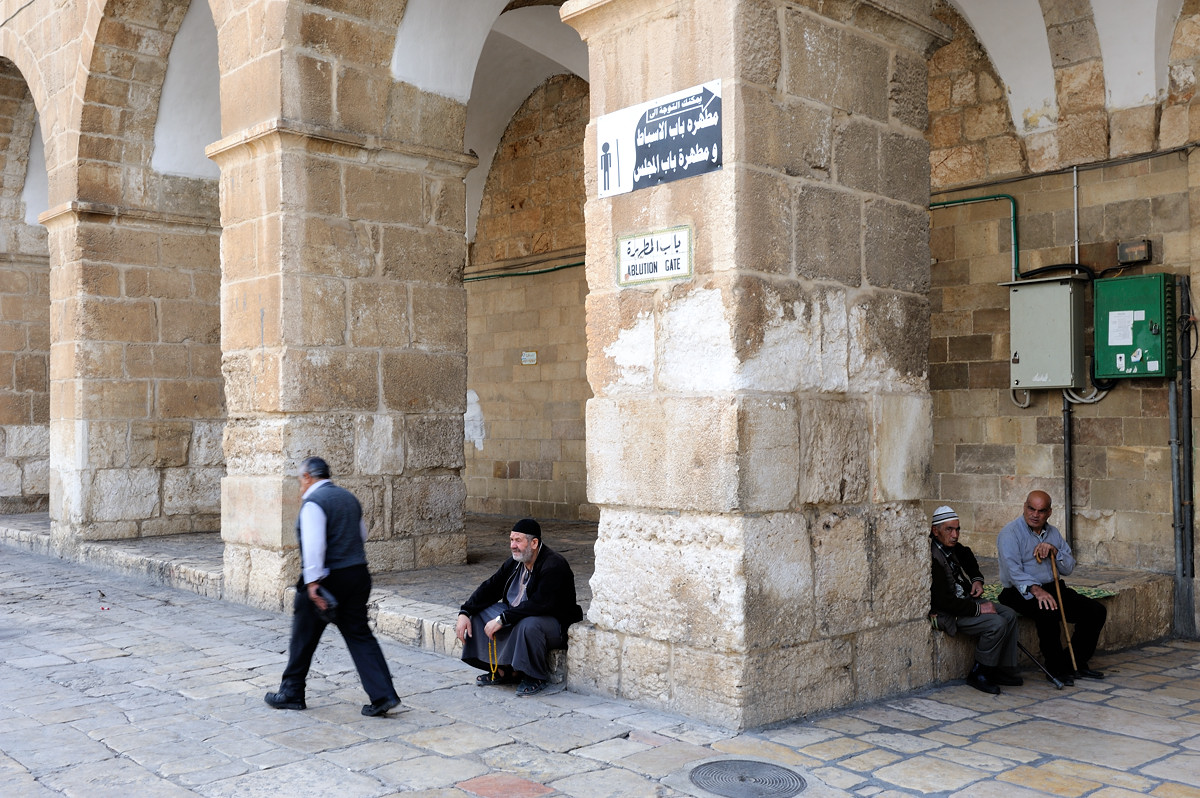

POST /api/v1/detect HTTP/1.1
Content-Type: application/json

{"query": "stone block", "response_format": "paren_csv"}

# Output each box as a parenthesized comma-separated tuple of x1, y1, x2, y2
(587, 396, 738, 512)
(890, 50, 928, 131)
(291, 214, 375, 279)
(784, 12, 888, 121)
(223, 541, 293, 612)
(414, 531, 466, 568)
(584, 289, 656, 396)
(5, 424, 47, 457)
(848, 291, 930, 392)
(854, 620, 935, 702)
(616, 635, 672, 704)
(411, 283, 467, 350)
(834, 117, 880, 195)
(588, 510, 745, 648)
(355, 413, 405, 475)
(742, 512, 814, 647)
(87, 467, 160, 521)
(279, 349, 378, 411)
(796, 396, 868, 504)
(811, 511, 871, 636)
(566, 624, 622, 697)
(130, 421, 190, 467)
(220, 474, 297, 549)
(931, 143, 985, 189)
(364, 536, 416, 572)
(881, 130, 930, 206)
(863, 201, 930, 293)
(0, 460, 20, 495)
(1109, 105, 1157, 159)
(868, 503, 929, 626)
(22, 457, 48, 495)
(349, 280, 409, 348)
(666, 644, 746, 727)
(163, 466, 223, 514)
(745, 637, 855, 723)
(737, 85, 832, 178)
(406, 413, 466, 471)
(344, 164, 425, 225)
(382, 351, 465, 412)
(872, 393, 932, 502)
(390, 475, 465, 535)
(795, 182, 862, 285)
(733, 169, 792, 275)
(380, 226, 466, 285)
(737, 396, 799, 511)
(158, 380, 224, 420)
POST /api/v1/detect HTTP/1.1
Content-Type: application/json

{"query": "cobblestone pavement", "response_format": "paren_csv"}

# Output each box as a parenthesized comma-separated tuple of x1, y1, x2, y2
(4, 545, 1200, 797)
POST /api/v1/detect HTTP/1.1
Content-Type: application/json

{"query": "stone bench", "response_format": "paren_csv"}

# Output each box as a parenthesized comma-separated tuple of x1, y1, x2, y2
(931, 560, 1173, 682)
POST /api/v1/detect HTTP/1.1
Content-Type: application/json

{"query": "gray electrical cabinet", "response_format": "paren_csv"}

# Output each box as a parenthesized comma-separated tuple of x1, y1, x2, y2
(1001, 274, 1087, 390)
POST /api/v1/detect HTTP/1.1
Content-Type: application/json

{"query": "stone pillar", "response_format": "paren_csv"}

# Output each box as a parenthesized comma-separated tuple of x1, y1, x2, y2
(562, 0, 947, 727)
(44, 203, 223, 546)
(209, 121, 474, 610)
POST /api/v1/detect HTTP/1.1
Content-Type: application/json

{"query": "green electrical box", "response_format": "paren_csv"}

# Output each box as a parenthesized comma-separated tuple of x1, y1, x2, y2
(1093, 273, 1177, 379)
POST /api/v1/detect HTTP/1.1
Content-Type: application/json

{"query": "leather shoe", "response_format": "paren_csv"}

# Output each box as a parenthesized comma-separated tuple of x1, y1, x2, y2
(967, 667, 1000, 695)
(988, 668, 1024, 687)
(1075, 667, 1104, 680)
(361, 695, 401, 717)
(264, 691, 306, 710)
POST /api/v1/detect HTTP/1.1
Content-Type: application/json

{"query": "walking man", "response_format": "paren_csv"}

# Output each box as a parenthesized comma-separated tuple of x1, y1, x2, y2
(265, 456, 402, 716)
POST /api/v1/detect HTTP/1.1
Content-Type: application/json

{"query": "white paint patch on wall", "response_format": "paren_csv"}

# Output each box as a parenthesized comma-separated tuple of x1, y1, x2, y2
(659, 288, 739, 393)
(1093, 0, 1162, 107)
(152, 0, 220, 179)
(602, 310, 655, 392)
(950, 0, 1058, 132)
(21, 116, 46, 225)
(464, 389, 485, 450)
(391, 0, 509, 103)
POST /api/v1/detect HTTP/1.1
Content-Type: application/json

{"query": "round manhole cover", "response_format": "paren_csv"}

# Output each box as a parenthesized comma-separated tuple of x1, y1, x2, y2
(689, 760, 807, 798)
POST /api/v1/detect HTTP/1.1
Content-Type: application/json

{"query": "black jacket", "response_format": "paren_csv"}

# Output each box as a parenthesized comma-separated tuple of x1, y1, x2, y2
(930, 539, 985, 621)
(460, 543, 583, 633)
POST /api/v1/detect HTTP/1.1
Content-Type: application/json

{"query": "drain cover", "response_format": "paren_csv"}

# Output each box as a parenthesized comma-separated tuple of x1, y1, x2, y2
(688, 760, 807, 798)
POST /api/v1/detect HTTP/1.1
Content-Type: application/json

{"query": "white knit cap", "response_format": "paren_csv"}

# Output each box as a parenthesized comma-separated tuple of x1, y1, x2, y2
(931, 505, 958, 526)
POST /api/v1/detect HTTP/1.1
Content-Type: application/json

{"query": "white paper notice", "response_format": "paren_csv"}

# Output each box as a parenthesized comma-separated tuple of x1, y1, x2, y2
(1108, 310, 1134, 346)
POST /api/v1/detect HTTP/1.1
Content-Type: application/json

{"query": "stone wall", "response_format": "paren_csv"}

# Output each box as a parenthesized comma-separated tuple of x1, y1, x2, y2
(929, 151, 1191, 571)
(465, 74, 593, 521)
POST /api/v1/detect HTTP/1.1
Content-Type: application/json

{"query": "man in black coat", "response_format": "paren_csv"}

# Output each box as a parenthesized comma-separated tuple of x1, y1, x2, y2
(455, 518, 583, 696)
(929, 505, 1022, 695)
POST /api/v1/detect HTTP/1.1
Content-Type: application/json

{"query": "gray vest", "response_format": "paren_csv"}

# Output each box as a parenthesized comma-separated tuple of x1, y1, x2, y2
(296, 482, 367, 572)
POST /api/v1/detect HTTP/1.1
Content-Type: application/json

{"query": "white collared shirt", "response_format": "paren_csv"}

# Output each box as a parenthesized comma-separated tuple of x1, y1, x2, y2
(299, 479, 368, 585)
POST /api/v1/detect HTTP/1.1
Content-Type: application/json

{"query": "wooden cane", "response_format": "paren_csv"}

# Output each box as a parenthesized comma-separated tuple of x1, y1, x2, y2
(1049, 555, 1079, 671)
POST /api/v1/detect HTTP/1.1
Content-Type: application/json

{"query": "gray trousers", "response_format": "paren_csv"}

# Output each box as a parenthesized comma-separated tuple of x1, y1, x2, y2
(460, 601, 563, 680)
(955, 599, 1020, 669)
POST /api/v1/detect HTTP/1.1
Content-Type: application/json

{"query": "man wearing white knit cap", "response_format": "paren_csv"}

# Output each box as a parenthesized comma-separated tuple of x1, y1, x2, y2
(929, 505, 1022, 694)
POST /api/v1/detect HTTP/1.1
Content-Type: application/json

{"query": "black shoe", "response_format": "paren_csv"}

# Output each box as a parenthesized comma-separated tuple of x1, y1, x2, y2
(1050, 672, 1075, 687)
(1075, 667, 1104, 680)
(361, 695, 401, 717)
(265, 691, 306, 710)
(516, 678, 548, 697)
(967, 666, 1000, 695)
(988, 668, 1024, 687)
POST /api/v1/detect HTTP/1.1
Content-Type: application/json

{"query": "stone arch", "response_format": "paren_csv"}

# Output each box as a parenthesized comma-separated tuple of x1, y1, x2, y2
(466, 73, 591, 520)
(1162, 0, 1200, 147)
(0, 57, 50, 513)
(47, 0, 225, 541)
(927, 2, 1027, 190)
(1037, 0, 1109, 165)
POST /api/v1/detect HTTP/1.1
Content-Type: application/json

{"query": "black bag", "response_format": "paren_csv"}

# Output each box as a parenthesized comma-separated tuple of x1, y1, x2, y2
(315, 585, 339, 624)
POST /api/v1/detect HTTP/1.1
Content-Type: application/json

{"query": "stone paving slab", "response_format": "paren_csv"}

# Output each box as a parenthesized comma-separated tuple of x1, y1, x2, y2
(6, 539, 1200, 796)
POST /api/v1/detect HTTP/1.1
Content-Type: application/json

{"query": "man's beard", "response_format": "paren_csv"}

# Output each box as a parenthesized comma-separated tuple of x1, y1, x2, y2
(512, 548, 533, 564)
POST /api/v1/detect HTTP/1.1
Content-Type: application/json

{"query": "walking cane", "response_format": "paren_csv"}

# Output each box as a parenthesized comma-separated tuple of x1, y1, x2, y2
(1049, 555, 1079, 672)
(1018, 642, 1064, 689)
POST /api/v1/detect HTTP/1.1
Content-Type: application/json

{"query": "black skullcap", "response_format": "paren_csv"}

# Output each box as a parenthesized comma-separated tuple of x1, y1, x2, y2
(512, 518, 541, 540)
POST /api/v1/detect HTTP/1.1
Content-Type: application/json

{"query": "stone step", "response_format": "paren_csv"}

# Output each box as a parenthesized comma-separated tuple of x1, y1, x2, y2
(0, 514, 1173, 691)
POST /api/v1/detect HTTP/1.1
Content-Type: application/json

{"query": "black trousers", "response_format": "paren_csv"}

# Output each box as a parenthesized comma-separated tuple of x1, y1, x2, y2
(279, 564, 398, 703)
(999, 581, 1107, 675)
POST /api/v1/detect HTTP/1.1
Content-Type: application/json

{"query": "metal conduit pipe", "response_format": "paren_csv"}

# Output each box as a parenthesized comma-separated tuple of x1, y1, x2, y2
(929, 194, 1020, 280)
(1180, 277, 1196, 635)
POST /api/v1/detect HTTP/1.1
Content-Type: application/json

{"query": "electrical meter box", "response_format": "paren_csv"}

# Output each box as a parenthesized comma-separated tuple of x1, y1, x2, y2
(1002, 274, 1087, 390)
(1093, 273, 1176, 379)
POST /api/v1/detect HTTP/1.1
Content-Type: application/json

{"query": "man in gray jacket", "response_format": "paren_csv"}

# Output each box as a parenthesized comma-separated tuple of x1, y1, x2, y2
(265, 456, 402, 716)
